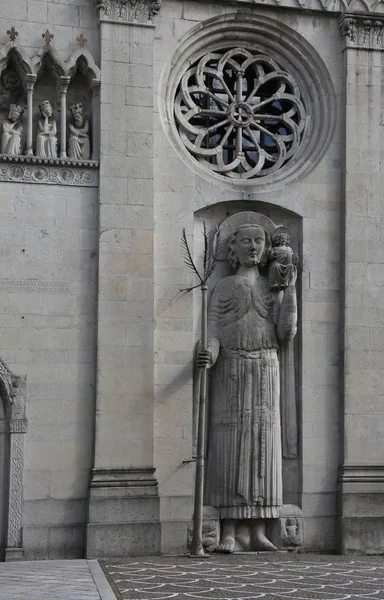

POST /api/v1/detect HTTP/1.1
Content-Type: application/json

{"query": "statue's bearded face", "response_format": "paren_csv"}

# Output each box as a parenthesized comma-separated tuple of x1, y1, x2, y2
(234, 226, 265, 267)
(74, 112, 84, 127)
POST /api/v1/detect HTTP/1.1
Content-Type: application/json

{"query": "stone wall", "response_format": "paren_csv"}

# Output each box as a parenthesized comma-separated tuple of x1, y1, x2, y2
(0, 0, 383, 560)
(154, 2, 343, 553)
(0, 182, 97, 559)
(0, 0, 99, 560)
(0, 0, 99, 62)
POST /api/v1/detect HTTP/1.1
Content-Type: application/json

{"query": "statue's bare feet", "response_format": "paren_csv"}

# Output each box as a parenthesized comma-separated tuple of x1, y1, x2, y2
(217, 536, 236, 553)
(252, 520, 278, 552)
(255, 533, 278, 552)
(217, 520, 236, 553)
(236, 523, 251, 551)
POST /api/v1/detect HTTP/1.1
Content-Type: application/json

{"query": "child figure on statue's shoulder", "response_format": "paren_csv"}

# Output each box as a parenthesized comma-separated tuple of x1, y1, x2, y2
(268, 226, 298, 292)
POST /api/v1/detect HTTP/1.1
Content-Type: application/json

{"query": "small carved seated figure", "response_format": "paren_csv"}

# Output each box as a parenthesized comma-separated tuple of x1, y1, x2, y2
(68, 102, 90, 160)
(269, 226, 299, 292)
(269, 505, 304, 551)
(282, 517, 301, 547)
(1, 104, 24, 155)
(36, 100, 58, 158)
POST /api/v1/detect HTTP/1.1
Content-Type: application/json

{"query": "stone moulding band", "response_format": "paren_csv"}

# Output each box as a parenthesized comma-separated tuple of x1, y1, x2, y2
(99, 18, 155, 27)
(90, 467, 158, 488)
(0, 154, 99, 168)
(338, 465, 384, 483)
(0, 155, 99, 187)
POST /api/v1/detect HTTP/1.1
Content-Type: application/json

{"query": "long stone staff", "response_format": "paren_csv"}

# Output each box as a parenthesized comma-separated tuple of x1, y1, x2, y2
(181, 225, 220, 557)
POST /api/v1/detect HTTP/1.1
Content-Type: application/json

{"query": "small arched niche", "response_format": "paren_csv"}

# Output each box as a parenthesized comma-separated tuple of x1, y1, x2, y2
(0, 48, 28, 155)
(0, 41, 100, 166)
(32, 52, 63, 157)
(66, 55, 95, 160)
(193, 200, 302, 508)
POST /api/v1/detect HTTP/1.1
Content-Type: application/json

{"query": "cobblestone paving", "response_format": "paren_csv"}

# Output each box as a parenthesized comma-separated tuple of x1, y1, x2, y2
(102, 554, 384, 600)
(0, 559, 116, 600)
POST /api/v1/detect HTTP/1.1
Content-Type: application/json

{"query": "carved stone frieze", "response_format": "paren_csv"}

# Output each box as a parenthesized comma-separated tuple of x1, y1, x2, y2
(185, 0, 384, 13)
(0, 155, 99, 187)
(96, 0, 161, 23)
(340, 14, 384, 47)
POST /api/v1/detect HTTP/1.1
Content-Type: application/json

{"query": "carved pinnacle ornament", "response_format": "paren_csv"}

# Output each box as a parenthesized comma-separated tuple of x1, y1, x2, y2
(6, 26, 19, 42)
(42, 29, 54, 47)
(76, 32, 88, 47)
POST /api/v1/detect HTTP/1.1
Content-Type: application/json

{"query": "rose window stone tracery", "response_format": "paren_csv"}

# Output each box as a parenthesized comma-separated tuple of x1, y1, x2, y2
(174, 48, 307, 180)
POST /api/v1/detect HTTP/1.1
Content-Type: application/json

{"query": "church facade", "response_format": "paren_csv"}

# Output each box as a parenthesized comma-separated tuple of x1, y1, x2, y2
(0, 0, 382, 560)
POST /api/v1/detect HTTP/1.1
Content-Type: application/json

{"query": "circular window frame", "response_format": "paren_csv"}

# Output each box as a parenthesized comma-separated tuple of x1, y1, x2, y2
(159, 13, 336, 191)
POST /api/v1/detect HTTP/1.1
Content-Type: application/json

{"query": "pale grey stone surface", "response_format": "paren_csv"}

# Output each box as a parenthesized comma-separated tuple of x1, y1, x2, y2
(154, 2, 342, 556)
(0, 0, 381, 561)
(0, 559, 116, 599)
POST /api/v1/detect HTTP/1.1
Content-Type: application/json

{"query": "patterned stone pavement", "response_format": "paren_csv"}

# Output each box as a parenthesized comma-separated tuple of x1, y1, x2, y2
(0, 559, 116, 600)
(102, 554, 384, 600)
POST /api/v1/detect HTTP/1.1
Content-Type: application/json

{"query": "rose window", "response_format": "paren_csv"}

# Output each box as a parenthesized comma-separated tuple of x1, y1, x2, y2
(174, 48, 307, 180)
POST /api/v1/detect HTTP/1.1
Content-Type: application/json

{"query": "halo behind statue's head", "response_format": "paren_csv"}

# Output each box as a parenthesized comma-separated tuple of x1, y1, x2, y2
(218, 211, 278, 259)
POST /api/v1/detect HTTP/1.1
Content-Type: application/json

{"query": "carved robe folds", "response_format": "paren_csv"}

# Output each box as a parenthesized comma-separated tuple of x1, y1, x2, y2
(1, 119, 23, 155)
(1, 105, 24, 156)
(203, 214, 298, 528)
(36, 117, 58, 158)
(68, 120, 90, 160)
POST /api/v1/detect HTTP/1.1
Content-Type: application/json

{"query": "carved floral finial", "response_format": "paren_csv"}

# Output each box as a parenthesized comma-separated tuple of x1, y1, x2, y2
(76, 32, 87, 48)
(340, 17, 357, 42)
(42, 29, 54, 47)
(97, 0, 162, 23)
(6, 26, 19, 42)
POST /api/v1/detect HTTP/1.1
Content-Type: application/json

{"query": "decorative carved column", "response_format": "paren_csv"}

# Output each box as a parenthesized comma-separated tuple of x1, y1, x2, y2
(338, 13, 384, 554)
(25, 74, 37, 157)
(0, 359, 28, 562)
(87, 0, 161, 558)
(59, 76, 70, 159)
(6, 419, 27, 561)
(91, 80, 100, 161)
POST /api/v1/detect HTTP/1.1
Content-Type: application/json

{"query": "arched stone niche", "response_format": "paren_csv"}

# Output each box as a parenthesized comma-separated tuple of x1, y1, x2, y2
(0, 43, 100, 163)
(0, 358, 27, 562)
(193, 201, 302, 507)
